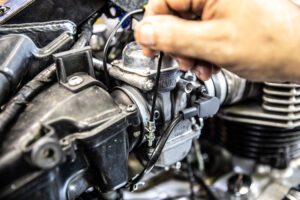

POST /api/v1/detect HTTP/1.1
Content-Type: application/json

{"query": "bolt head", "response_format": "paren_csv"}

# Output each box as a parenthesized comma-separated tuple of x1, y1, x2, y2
(185, 82, 194, 93)
(133, 131, 141, 137)
(146, 80, 154, 90)
(126, 104, 137, 112)
(133, 182, 145, 191)
(31, 138, 63, 169)
(68, 76, 83, 86)
(175, 162, 182, 169)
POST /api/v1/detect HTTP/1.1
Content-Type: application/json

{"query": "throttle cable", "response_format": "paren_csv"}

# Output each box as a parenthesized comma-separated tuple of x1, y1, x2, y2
(103, 8, 144, 92)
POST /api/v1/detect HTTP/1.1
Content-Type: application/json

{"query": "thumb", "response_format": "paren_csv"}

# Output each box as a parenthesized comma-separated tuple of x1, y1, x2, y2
(134, 15, 235, 64)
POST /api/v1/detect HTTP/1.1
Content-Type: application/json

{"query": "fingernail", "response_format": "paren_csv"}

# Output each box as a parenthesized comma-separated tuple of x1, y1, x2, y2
(138, 24, 155, 46)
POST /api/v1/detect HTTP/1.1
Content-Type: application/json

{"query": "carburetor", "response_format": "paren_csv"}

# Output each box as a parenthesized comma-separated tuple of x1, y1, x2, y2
(110, 42, 212, 167)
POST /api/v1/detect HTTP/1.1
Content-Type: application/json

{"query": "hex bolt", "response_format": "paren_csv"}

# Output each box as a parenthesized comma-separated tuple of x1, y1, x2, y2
(126, 104, 137, 112)
(68, 76, 83, 86)
(145, 80, 154, 90)
(31, 138, 63, 169)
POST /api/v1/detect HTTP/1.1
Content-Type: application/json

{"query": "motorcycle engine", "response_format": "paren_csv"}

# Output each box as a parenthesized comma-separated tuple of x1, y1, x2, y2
(0, 1, 300, 200)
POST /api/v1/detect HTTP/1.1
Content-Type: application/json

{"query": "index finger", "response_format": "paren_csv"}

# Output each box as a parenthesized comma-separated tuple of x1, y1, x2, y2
(145, 0, 207, 17)
(140, 0, 208, 57)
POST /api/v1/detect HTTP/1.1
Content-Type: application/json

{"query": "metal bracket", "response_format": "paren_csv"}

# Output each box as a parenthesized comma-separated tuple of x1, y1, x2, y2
(54, 47, 106, 92)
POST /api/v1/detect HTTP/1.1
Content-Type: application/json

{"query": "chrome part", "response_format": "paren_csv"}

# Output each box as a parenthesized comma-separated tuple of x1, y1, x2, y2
(222, 69, 247, 105)
(145, 121, 156, 147)
(263, 82, 300, 126)
(204, 69, 256, 105)
(219, 82, 300, 129)
(213, 157, 300, 200)
(156, 119, 201, 167)
(122, 42, 177, 75)
(114, 85, 150, 127)
(227, 173, 252, 200)
(93, 42, 179, 91)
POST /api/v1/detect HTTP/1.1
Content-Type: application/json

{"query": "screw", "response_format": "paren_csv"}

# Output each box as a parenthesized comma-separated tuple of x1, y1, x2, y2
(68, 76, 83, 86)
(175, 162, 182, 169)
(0, 6, 10, 17)
(133, 182, 145, 191)
(185, 82, 194, 93)
(145, 80, 154, 90)
(60, 138, 69, 146)
(133, 131, 141, 137)
(126, 104, 137, 112)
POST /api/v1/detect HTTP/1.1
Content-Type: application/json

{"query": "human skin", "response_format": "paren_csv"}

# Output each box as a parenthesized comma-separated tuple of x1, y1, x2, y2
(134, 0, 300, 82)
(0, 0, 7, 5)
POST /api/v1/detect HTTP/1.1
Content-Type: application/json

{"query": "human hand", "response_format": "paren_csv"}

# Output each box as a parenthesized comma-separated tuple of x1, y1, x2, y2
(0, 0, 7, 5)
(134, 0, 300, 82)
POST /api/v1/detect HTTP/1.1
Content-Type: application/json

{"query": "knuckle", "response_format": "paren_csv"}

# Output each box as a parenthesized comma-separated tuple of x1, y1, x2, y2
(166, 0, 192, 12)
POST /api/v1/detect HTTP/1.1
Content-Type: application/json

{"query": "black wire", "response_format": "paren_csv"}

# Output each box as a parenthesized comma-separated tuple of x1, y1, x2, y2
(193, 173, 217, 200)
(103, 8, 144, 91)
(72, 12, 100, 49)
(124, 194, 192, 200)
(127, 114, 184, 190)
(149, 52, 164, 121)
(186, 155, 196, 200)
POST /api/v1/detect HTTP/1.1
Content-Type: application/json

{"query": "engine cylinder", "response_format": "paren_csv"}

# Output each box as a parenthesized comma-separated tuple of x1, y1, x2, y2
(215, 82, 300, 169)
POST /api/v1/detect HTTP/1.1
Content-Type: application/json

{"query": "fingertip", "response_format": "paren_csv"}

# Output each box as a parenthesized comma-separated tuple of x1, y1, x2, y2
(145, 0, 173, 16)
(143, 47, 156, 57)
(134, 21, 156, 47)
(175, 56, 196, 71)
(193, 65, 212, 81)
